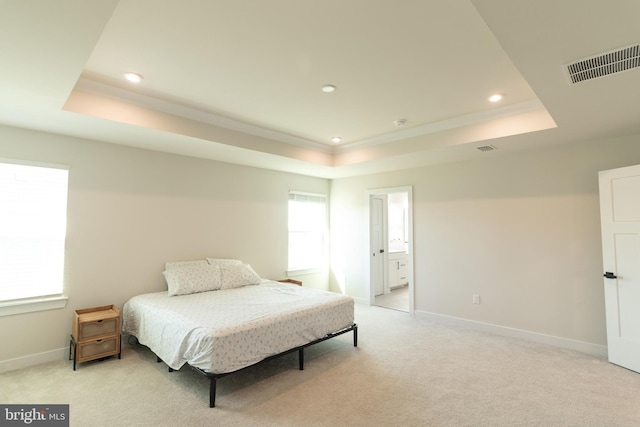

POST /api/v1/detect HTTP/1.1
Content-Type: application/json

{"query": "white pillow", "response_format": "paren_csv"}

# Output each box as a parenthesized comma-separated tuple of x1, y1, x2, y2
(206, 258, 243, 268)
(163, 263, 222, 296)
(165, 259, 208, 270)
(220, 264, 262, 289)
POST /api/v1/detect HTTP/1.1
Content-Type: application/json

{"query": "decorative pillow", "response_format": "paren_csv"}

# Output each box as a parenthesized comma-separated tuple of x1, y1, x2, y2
(165, 259, 208, 270)
(163, 263, 222, 296)
(220, 263, 262, 289)
(206, 258, 243, 268)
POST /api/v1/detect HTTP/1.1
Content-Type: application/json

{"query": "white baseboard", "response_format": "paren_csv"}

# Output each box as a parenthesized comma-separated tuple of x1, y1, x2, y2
(0, 347, 68, 374)
(353, 297, 369, 306)
(414, 309, 608, 358)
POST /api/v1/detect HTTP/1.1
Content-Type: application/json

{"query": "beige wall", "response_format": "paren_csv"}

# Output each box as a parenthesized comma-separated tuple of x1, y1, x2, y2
(0, 125, 329, 363)
(330, 133, 640, 347)
(3, 121, 640, 367)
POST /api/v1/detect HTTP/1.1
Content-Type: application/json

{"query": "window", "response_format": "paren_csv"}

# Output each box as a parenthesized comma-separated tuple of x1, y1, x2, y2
(287, 191, 327, 274)
(0, 159, 69, 315)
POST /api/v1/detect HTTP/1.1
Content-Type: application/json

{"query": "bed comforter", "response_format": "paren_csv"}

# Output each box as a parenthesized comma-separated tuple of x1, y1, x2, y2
(122, 280, 354, 374)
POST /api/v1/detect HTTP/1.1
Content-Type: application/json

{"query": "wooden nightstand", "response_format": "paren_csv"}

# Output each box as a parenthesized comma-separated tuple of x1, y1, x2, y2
(69, 305, 121, 370)
(278, 279, 302, 286)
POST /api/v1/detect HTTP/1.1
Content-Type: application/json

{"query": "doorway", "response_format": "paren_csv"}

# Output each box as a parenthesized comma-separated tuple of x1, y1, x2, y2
(366, 186, 414, 313)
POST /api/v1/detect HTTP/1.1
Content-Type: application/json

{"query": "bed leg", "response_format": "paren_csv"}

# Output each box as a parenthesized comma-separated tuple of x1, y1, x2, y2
(353, 324, 358, 347)
(299, 348, 304, 370)
(210, 378, 217, 408)
(156, 356, 173, 372)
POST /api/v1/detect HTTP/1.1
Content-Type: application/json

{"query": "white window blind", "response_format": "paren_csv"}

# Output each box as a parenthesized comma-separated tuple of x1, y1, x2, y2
(288, 192, 327, 272)
(0, 160, 69, 303)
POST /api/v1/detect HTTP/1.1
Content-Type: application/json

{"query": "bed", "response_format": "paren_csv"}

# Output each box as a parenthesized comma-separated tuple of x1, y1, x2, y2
(122, 259, 357, 407)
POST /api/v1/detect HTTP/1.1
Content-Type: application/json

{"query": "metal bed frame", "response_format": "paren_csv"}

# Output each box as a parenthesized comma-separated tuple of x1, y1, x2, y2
(154, 323, 358, 408)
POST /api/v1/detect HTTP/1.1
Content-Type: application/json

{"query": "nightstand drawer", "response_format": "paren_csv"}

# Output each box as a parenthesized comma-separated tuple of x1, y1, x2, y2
(78, 318, 118, 340)
(76, 336, 120, 363)
(72, 305, 121, 342)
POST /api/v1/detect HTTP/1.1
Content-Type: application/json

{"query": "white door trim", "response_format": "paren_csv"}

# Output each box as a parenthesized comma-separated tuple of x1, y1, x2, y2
(365, 186, 414, 314)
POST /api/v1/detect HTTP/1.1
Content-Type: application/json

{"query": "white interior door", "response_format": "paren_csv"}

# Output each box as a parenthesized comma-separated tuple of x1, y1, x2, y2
(599, 164, 640, 373)
(370, 195, 386, 296)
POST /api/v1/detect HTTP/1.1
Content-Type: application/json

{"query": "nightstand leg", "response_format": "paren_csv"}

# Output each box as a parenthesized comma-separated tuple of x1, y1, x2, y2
(69, 335, 77, 371)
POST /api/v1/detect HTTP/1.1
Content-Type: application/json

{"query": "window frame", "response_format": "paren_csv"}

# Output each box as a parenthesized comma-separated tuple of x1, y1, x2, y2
(286, 191, 328, 276)
(0, 158, 69, 317)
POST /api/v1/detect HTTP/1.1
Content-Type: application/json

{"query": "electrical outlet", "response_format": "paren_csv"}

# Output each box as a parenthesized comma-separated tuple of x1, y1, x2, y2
(473, 294, 481, 304)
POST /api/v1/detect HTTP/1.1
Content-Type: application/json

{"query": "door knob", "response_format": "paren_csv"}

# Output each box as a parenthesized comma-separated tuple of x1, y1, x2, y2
(604, 272, 617, 279)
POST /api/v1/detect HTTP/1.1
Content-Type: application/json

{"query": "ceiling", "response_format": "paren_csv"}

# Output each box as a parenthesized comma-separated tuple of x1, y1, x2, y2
(1, 1, 639, 179)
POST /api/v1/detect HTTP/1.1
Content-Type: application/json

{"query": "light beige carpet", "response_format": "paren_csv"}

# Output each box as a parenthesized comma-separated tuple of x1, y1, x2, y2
(2, 304, 640, 426)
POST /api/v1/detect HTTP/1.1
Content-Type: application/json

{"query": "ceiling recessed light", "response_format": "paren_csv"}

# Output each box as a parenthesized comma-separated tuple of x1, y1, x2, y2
(125, 72, 143, 83)
(488, 93, 503, 102)
(331, 136, 342, 143)
(322, 84, 336, 93)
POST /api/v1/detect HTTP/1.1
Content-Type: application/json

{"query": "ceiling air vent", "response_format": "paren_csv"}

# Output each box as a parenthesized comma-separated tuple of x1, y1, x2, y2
(565, 43, 640, 84)
(476, 145, 496, 152)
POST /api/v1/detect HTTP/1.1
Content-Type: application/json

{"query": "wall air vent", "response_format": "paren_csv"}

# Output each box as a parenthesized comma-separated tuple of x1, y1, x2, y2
(476, 145, 496, 152)
(565, 43, 640, 84)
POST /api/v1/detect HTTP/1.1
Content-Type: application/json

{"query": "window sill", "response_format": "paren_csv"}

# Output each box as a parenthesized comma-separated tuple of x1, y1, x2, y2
(0, 295, 68, 317)
(286, 267, 325, 277)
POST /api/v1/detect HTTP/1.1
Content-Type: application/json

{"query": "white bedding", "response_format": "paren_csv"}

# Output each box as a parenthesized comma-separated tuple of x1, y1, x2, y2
(122, 280, 354, 374)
